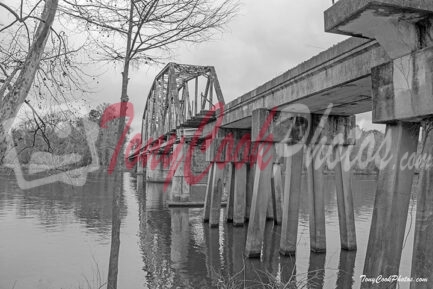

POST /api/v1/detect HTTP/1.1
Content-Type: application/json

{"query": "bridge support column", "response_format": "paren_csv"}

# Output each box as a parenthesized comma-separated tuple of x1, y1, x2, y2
(245, 143, 275, 258)
(245, 163, 256, 221)
(334, 145, 357, 251)
(307, 144, 326, 253)
(204, 137, 234, 228)
(203, 161, 215, 223)
(209, 162, 224, 228)
(411, 119, 433, 289)
(280, 147, 304, 256)
(171, 143, 191, 202)
(233, 163, 247, 226)
(245, 109, 355, 258)
(224, 163, 234, 223)
(270, 161, 283, 225)
(306, 114, 355, 254)
(362, 122, 420, 287)
(220, 130, 250, 226)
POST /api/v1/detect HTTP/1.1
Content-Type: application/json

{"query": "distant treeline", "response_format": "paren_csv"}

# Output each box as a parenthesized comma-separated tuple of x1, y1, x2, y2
(9, 103, 124, 170)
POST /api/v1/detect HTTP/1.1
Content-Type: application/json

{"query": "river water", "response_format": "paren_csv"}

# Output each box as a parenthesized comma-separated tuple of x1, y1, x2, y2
(0, 171, 418, 289)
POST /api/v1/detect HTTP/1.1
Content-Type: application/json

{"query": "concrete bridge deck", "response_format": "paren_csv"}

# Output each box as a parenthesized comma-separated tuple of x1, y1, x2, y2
(219, 38, 388, 129)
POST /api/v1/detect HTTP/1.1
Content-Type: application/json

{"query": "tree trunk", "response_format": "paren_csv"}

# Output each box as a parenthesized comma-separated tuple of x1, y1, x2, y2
(0, 0, 59, 164)
(106, 2, 133, 289)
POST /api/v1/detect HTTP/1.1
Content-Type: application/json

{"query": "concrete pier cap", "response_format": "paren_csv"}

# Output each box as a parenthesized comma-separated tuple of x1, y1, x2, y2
(326, 0, 433, 124)
(325, 0, 433, 59)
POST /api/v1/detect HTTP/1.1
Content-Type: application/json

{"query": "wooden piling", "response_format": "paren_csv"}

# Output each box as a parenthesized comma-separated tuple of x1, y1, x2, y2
(411, 120, 433, 289)
(280, 148, 304, 256)
(362, 122, 420, 288)
(334, 146, 357, 251)
(245, 144, 275, 258)
(307, 145, 326, 253)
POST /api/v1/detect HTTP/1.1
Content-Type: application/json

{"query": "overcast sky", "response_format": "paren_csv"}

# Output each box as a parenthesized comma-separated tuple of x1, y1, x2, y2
(89, 0, 385, 133)
(2, 0, 385, 133)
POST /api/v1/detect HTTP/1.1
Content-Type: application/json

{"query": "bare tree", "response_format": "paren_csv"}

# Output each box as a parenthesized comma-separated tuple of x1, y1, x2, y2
(0, 0, 91, 165)
(61, 0, 239, 104)
(0, 0, 60, 163)
(60, 1, 238, 289)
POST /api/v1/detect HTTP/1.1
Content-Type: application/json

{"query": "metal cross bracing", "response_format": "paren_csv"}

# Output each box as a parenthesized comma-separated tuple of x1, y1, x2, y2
(141, 62, 225, 152)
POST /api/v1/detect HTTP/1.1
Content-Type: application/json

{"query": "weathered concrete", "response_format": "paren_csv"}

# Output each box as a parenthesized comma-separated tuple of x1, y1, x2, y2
(362, 122, 420, 288)
(279, 148, 304, 256)
(246, 163, 255, 221)
(270, 162, 283, 225)
(334, 146, 357, 251)
(233, 163, 247, 226)
(171, 144, 191, 202)
(244, 144, 275, 258)
(209, 162, 224, 228)
(307, 145, 327, 254)
(411, 119, 433, 289)
(199, 38, 388, 134)
(372, 47, 433, 123)
(325, 0, 433, 59)
(202, 161, 215, 222)
(224, 163, 235, 223)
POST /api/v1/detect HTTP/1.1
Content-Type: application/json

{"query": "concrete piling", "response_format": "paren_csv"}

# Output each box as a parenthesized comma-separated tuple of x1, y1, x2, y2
(362, 122, 420, 288)
(280, 148, 304, 256)
(307, 145, 327, 253)
(244, 144, 275, 258)
(334, 145, 357, 251)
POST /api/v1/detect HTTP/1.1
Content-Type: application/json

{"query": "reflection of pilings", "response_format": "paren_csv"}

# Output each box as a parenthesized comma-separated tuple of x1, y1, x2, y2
(203, 224, 221, 282)
(232, 227, 246, 275)
(363, 123, 419, 288)
(136, 175, 144, 193)
(411, 119, 433, 289)
(262, 223, 280, 275)
(170, 208, 190, 269)
(281, 256, 297, 286)
(336, 250, 356, 289)
(307, 252, 326, 289)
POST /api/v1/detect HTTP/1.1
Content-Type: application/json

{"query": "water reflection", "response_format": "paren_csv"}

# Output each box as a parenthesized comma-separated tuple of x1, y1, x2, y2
(336, 250, 356, 289)
(0, 172, 418, 289)
(308, 253, 326, 289)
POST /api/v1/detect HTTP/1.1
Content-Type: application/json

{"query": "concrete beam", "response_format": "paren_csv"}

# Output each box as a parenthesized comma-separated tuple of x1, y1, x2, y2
(325, 0, 433, 59)
(372, 47, 433, 123)
(251, 108, 356, 145)
(196, 38, 388, 136)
